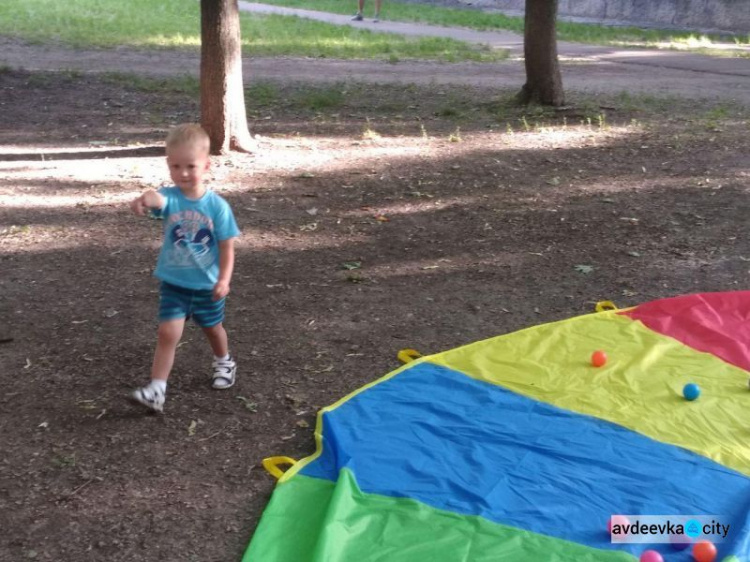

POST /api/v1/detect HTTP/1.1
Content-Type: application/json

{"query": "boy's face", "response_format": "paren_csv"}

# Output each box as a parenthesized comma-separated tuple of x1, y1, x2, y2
(166, 144, 210, 194)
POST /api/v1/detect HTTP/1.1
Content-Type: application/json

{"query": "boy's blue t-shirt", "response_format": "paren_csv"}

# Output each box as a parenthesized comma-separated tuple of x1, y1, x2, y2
(153, 187, 240, 291)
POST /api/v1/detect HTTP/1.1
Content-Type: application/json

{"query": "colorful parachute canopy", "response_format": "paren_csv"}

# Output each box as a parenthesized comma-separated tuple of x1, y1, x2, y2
(244, 292, 750, 561)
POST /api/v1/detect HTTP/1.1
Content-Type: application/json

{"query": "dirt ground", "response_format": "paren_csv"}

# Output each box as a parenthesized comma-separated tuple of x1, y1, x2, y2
(1, 56, 749, 562)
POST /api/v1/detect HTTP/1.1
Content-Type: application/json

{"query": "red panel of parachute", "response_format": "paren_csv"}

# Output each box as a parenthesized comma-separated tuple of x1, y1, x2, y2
(622, 291, 750, 373)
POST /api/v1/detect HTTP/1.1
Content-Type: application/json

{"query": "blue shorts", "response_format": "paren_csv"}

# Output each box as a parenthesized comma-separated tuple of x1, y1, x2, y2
(158, 282, 225, 328)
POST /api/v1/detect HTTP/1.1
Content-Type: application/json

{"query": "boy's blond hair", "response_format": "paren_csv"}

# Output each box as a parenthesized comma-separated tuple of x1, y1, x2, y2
(166, 124, 210, 154)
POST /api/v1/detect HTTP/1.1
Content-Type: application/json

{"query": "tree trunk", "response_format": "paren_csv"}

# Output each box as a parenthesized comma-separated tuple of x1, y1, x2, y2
(518, 0, 564, 106)
(200, 0, 256, 154)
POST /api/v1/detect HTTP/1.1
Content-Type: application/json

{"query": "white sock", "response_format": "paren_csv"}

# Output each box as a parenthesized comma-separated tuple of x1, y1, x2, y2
(215, 354, 230, 362)
(149, 379, 167, 393)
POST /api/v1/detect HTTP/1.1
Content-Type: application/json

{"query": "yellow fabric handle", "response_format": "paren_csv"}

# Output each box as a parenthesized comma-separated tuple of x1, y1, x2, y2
(595, 301, 618, 312)
(262, 456, 298, 479)
(398, 349, 423, 364)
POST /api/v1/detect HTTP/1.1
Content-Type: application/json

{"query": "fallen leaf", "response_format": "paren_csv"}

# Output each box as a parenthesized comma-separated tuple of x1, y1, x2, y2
(296, 420, 310, 429)
(24, 358, 32, 369)
(627, 251, 641, 257)
(341, 261, 362, 270)
(374, 215, 389, 222)
(188, 420, 198, 436)
(305, 207, 318, 216)
(237, 396, 258, 412)
(574, 264, 595, 274)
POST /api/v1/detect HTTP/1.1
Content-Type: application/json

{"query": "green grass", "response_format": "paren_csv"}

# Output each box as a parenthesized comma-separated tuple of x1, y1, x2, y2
(100, 72, 201, 94)
(259, 0, 750, 51)
(0, 0, 506, 62)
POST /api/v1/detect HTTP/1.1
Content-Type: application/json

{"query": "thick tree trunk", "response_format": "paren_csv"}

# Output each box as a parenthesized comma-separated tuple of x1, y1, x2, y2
(200, 0, 256, 154)
(518, 0, 565, 106)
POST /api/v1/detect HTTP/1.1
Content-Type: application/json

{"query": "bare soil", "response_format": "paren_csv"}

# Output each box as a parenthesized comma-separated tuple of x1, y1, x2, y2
(0, 60, 749, 562)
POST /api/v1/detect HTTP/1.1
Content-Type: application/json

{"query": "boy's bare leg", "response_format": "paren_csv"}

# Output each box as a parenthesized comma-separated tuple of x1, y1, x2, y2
(151, 318, 186, 381)
(358, 0, 365, 12)
(130, 318, 185, 411)
(202, 323, 228, 357)
(202, 323, 236, 389)
(374, 0, 382, 17)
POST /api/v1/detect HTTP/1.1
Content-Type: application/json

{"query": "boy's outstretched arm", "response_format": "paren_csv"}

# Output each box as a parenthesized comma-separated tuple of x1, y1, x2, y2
(130, 189, 165, 216)
(213, 238, 236, 301)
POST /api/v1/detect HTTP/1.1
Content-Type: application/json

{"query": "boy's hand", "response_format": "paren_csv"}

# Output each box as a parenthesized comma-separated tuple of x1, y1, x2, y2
(130, 190, 165, 216)
(130, 195, 148, 216)
(213, 280, 230, 301)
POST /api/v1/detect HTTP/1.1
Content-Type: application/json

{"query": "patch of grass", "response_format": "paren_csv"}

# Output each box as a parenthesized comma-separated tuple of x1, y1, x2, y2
(243, 14, 505, 61)
(100, 72, 200, 95)
(0, 0, 507, 62)
(24, 67, 82, 87)
(295, 86, 345, 111)
(437, 106, 461, 118)
(237, 80, 747, 141)
(0, 0, 201, 48)
(260, 0, 749, 52)
(247, 82, 280, 106)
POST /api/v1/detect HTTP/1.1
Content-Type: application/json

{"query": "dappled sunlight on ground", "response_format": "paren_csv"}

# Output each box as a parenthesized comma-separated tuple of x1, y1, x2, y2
(1, 68, 749, 562)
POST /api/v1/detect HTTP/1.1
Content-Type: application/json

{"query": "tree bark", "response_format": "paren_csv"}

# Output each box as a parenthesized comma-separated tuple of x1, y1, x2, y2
(518, 0, 565, 106)
(200, 0, 256, 154)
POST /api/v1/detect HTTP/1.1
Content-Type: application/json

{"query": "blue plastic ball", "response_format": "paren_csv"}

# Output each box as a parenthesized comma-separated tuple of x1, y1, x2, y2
(683, 383, 701, 401)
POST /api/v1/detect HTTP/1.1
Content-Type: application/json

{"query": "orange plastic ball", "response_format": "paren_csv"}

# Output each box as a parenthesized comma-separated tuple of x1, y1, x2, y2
(591, 350, 608, 367)
(693, 541, 717, 562)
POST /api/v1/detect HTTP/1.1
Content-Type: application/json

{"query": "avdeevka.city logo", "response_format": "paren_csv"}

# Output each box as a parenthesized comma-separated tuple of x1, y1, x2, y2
(610, 515, 730, 544)
(685, 519, 702, 538)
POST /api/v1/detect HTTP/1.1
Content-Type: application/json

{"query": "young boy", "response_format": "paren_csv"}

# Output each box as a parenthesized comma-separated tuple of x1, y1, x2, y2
(129, 124, 240, 412)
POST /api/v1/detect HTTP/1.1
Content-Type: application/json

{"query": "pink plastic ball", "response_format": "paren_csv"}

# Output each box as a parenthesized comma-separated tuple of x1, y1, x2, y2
(608, 515, 630, 534)
(640, 551, 664, 562)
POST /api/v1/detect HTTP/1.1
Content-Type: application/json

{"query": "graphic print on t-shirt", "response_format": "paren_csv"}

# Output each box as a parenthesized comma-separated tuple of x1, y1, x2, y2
(165, 210, 215, 271)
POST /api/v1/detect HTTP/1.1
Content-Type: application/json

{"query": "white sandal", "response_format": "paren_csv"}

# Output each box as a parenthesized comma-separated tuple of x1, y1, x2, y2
(212, 356, 237, 389)
(129, 384, 165, 412)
